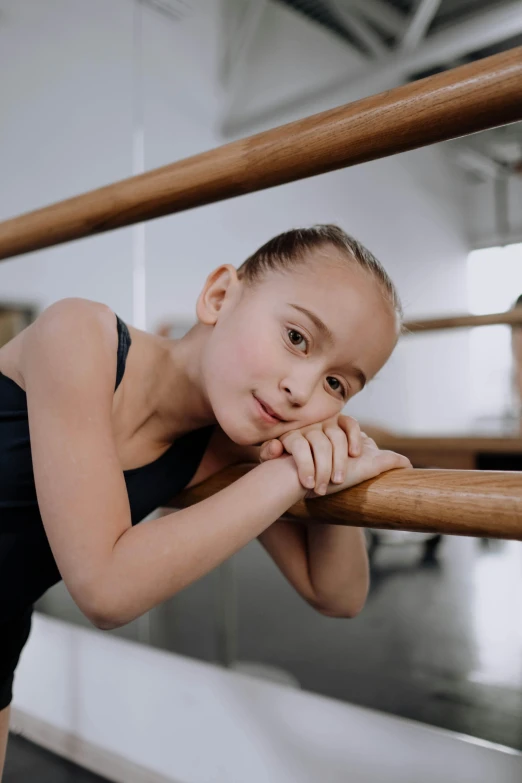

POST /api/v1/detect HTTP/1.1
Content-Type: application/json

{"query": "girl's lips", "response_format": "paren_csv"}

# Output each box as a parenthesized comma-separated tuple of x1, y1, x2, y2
(253, 395, 284, 424)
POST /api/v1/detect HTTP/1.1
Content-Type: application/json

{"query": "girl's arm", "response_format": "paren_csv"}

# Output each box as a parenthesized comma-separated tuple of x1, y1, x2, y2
(169, 430, 354, 617)
(256, 519, 368, 618)
(255, 422, 410, 617)
(22, 300, 306, 630)
(304, 524, 369, 617)
(197, 426, 405, 619)
(99, 457, 304, 628)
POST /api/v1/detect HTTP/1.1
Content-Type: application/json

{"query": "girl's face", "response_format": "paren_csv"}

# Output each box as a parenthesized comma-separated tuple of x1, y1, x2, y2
(198, 257, 399, 445)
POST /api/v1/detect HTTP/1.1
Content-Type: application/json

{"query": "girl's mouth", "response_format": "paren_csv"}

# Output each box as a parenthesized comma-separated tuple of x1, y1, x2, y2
(252, 395, 285, 424)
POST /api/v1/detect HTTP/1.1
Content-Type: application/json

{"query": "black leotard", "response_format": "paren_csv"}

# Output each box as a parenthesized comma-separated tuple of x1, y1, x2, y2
(0, 315, 213, 709)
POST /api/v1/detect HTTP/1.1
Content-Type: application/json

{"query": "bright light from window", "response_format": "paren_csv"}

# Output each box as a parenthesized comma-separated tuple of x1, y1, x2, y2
(468, 244, 522, 314)
(467, 243, 522, 422)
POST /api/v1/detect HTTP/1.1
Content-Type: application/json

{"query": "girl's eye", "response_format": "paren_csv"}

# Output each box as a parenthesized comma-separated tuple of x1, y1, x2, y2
(327, 376, 346, 397)
(287, 329, 308, 352)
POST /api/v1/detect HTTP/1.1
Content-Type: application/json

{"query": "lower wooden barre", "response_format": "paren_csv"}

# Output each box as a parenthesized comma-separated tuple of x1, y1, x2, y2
(174, 466, 522, 540)
(404, 309, 522, 333)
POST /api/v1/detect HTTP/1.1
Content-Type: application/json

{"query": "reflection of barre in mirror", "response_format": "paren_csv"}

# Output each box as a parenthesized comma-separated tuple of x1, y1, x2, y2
(1, 44, 522, 783)
(396, 299, 522, 450)
(404, 308, 522, 333)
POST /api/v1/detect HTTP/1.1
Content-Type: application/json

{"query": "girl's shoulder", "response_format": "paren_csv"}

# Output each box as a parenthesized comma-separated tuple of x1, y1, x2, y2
(0, 297, 120, 391)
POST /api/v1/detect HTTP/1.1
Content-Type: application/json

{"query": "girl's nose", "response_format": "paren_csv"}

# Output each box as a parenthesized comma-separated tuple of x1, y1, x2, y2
(280, 372, 317, 407)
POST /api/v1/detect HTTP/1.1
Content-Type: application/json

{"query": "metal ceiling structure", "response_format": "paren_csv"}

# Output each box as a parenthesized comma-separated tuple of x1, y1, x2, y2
(277, 0, 522, 73)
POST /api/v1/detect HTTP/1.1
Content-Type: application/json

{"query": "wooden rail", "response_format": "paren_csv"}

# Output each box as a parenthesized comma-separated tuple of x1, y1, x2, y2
(174, 465, 522, 540)
(0, 47, 521, 261)
(361, 430, 522, 471)
(367, 432, 522, 454)
(404, 309, 522, 333)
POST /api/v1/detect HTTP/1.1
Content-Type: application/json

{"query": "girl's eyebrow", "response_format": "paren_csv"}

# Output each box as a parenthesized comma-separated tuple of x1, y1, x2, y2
(288, 304, 334, 344)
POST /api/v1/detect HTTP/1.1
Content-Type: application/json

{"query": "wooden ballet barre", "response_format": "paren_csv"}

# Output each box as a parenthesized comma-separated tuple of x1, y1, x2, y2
(174, 465, 522, 541)
(404, 309, 522, 333)
(361, 432, 522, 471)
(0, 47, 521, 261)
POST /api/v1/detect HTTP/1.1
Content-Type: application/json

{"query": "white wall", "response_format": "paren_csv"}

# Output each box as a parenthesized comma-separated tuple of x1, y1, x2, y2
(0, 0, 136, 320)
(465, 173, 522, 249)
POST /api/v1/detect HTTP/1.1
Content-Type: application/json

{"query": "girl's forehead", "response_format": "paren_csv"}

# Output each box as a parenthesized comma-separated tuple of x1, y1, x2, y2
(258, 263, 399, 374)
(263, 261, 385, 314)
(269, 256, 370, 289)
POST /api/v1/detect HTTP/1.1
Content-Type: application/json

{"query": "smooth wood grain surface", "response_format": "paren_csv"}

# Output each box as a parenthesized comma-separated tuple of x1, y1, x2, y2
(0, 48, 521, 261)
(174, 466, 522, 540)
(404, 309, 522, 333)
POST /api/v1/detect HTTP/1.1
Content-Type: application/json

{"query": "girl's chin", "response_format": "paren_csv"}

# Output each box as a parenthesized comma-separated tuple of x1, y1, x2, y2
(213, 394, 274, 445)
(216, 416, 260, 446)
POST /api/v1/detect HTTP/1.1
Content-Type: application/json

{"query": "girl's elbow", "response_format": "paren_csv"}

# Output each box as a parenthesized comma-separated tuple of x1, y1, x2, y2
(312, 587, 369, 619)
(75, 584, 127, 631)
(316, 600, 366, 619)
(83, 599, 123, 631)
(89, 610, 124, 631)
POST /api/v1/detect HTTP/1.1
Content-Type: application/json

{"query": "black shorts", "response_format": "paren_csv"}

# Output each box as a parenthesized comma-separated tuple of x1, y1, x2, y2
(0, 608, 33, 711)
(0, 511, 61, 710)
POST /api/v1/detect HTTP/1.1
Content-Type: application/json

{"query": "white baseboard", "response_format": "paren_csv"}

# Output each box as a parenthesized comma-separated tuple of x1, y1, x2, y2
(10, 707, 178, 783)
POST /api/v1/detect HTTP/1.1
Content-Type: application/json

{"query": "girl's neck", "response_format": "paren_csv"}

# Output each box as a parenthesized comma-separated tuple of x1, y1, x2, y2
(151, 325, 216, 440)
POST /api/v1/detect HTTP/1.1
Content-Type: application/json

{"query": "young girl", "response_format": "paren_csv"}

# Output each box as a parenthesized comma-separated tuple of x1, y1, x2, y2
(0, 224, 409, 775)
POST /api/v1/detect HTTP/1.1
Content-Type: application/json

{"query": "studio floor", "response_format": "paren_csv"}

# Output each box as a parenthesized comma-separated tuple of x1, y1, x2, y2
(4, 734, 108, 782)
(164, 532, 522, 751)
(7, 533, 522, 780)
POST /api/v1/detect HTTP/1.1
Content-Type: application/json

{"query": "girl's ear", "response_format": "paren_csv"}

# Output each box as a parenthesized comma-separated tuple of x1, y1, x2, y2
(196, 265, 240, 326)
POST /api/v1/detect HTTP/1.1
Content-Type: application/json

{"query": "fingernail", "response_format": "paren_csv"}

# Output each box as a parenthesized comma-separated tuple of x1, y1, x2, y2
(318, 484, 327, 495)
(305, 476, 315, 488)
(334, 472, 343, 483)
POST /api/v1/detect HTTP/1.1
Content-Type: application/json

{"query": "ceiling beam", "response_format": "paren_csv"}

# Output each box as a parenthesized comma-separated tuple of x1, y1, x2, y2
(404, 0, 522, 71)
(141, 0, 184, 22)
(221, 0, 267, 90)
(400, 0, 442, 52)
(224, 0, 522, 138)
(219, 0, 268, 131)
(346, 0, 407, 38)
(448, 145, 506, 179)
(330, 0, 388, 59)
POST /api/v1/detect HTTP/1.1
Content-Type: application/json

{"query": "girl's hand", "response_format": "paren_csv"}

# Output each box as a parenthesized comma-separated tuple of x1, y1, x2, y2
(319, 433, 411, 497)
(259, 415, 411, 496)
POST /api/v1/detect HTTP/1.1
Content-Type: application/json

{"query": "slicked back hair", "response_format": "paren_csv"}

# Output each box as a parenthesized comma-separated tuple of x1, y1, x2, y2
(237, 224, 403, 323)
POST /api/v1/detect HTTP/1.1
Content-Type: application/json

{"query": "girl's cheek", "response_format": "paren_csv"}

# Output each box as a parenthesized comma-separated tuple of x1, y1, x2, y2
(236, 330, 273, 371)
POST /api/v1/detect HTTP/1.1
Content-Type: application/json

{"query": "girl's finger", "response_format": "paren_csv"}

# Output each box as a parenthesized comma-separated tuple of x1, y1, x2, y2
(259, 439, 284, 462)
(323, 425, 349, 483)
(339, 415, 362, 457)
(377, 450, 412, 472)
(284, 434, 316, 490)
(305, 430, 333, 495)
